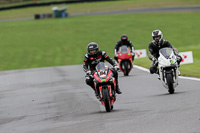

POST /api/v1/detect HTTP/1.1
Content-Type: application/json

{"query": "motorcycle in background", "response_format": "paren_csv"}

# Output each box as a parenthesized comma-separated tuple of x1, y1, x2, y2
(117, 46, 133, 76)
(93, 62, 116, 112)
(157, 47, 179, 94)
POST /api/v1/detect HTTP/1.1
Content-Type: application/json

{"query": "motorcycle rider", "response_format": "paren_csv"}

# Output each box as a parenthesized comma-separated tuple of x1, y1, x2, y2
(83, 42, 122, 97)
(114, 34, 135, 62)
(148, 29, 182, 75)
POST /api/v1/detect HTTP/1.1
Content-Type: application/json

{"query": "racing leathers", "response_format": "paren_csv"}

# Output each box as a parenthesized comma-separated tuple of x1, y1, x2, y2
(114, 40, 135, 62)
(83, 50, 122, 94)
(148, 40, 182, 74)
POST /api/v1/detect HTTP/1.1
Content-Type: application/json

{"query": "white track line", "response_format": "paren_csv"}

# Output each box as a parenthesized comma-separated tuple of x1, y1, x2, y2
(134, 65, 149, 72)
(134, 65, 200, 82)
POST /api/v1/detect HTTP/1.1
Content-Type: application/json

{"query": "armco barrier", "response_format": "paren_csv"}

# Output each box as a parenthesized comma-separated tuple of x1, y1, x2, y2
(134, 49, 194, 65)
(135, 49, 147, 59)
(34, 13, 53, 19)
(179, 51, 194, 65)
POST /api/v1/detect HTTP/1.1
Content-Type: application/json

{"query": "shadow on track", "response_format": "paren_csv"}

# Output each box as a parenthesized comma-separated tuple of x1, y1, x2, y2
(149, 91, 186, 97)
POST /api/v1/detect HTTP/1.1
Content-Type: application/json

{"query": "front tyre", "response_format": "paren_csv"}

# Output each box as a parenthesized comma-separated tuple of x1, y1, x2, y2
(123, 61, 129, 76)
(102, 88, 111, 112)
(166, 73, 174, 94)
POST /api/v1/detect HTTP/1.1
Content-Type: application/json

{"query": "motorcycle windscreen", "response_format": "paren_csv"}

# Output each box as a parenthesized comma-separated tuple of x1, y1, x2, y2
(119, 46, 128, 53)
(159, 48, 173, 59)
(96, 62, 106, 71)
(95, 62, 108, 79)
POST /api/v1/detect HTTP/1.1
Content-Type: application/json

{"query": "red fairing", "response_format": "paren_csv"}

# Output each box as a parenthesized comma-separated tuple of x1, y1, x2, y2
(117, 48, 133, 74)
(94, 82, 97, 91)
(108, 84, 115, 105)
(118, 50, 132, 60)
(99, 86, 105, 105)
(108, 85, 112, 97)
(113, 78, 116, 91)
(110, 99, 115, 105)
(99, 86, 103, 98)
(94, 73, 102, 83)
(106, 70, 113, 82)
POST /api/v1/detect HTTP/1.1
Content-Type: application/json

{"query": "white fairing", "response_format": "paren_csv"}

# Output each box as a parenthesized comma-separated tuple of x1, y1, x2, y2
(158, 48, 179, 89)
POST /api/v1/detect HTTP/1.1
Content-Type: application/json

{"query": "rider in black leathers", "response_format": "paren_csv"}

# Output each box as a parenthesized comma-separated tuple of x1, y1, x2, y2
(148, 30, 182, 74)
(114, 34, 135, 62)
(83, 42, 122, 96)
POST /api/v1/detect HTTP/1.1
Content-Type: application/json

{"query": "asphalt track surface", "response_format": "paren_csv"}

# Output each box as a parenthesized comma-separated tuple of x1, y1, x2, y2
(0, 6, 200, 22)
(0, 64, 200, 133)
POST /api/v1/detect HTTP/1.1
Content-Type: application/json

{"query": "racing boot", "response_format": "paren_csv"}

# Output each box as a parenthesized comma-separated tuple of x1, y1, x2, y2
(156, 69, 160, 80)
(177, 61, 181, 76)
(112, 68, 122, 94)
(94, 91, 100, 99)
(93, 89, 99, 99)
(178, 70, 181, 76)
(90, 83, 99, 99)
(92, 87, 99, 99)
(116, 84, 122, 94)
(157, 74, 160, 80)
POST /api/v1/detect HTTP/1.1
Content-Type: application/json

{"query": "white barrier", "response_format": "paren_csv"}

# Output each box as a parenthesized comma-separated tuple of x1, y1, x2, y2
(135, 49, 147, 59)
(134, 49, 194, 65)
(179, 51, 194, 65)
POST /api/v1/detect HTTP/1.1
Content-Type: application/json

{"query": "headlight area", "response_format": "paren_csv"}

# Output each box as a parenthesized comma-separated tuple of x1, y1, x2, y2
(93, 78, 114, 86)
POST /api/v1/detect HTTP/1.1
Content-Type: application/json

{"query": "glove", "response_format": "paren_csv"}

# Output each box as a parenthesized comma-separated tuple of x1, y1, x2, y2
(131, 51, 135, 56)
(152, 58, 158, 65)
(86, 70, 91, 75)
(113, 64, 119, 71)
(176, 55, 182, 62)
(114, 53, 118, 57)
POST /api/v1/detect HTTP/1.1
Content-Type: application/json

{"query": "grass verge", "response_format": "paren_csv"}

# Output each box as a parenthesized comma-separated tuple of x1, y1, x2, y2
(0, 11, 200, 77)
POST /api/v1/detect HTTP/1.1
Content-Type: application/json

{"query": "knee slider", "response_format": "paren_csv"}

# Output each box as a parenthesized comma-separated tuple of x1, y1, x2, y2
(150, 67, 157, 74)
(85, 78, 91, 85)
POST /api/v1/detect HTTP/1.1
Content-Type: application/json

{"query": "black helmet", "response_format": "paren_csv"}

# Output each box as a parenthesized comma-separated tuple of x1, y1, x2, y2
(87, 42, 99, 56)
(121, 34, 128, 41)
(152, 30, 163, 45)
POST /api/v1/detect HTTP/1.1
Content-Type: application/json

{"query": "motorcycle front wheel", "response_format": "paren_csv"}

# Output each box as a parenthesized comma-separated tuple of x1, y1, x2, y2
(166, 73, 175, 94)
(123, 61, 129, 76)
(102, 88, 111, 112)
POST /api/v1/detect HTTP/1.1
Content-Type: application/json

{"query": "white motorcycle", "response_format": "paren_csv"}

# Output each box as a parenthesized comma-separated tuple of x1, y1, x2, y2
(158, 47, 179, 94)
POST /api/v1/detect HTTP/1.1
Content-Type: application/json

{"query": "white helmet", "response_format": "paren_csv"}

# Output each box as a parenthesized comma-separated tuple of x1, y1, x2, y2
(152, 30, 163, 44)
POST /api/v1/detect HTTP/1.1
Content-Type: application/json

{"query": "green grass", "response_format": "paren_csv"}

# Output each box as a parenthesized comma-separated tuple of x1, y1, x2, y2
(0, 11, 200, 77)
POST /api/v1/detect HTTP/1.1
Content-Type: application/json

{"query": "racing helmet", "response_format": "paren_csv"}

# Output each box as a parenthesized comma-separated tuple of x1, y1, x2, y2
(152, 30, 163, 44)
(87, 42, 99, 56)
(121, 34, 128, 41)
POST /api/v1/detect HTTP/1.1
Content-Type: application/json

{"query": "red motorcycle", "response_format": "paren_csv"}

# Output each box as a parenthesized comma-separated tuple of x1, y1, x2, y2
(117, 46, 133, 76)
(93, 62, 116, 112)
